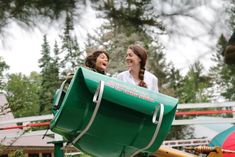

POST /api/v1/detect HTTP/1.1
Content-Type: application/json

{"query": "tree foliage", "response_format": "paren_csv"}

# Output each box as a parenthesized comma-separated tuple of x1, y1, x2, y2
(210, 34, 235, 101)
(180, 61, 211, 103)
(38, 35, 60, 114)
(228, 0, 235, 29)
(166, 61, 212, 141)
(5, 72, 41, 117)
(60, 13, 84, 73)
(87, 0, 170, 84)
(0, 0, 78, 34)
(1, 0, 234, 144)
(8, 149, 25, 157)
(0, 57, 9, 90)
(85, 1, 218, 141)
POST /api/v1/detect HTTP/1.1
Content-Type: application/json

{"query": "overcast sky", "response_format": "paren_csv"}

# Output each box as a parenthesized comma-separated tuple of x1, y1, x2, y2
(0, 0, 229, 76)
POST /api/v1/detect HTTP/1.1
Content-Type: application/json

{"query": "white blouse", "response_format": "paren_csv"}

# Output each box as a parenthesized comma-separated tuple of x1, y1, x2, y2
(116, 70, 159, 92)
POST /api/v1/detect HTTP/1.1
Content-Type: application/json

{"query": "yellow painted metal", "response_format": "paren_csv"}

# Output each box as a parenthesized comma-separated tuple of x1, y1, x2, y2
(153, 146, 198, 157)
(207, 147, 223, 157)
(153, 146, 226, 157)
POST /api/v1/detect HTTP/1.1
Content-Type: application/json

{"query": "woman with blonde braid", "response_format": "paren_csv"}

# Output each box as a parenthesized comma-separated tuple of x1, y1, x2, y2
(117, 44, 158, 92)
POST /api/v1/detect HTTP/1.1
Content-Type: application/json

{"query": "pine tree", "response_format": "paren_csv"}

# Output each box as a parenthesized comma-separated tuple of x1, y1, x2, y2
(0, 1, 78, 34)
(167, 61, 211, 141)
(51, 40, 60, 87)
(165, 65, 185, 98)
(180, 61, 211, 103)
(38, 35, 54, 114)
(229, 0, 235, 30)
(86, 1, 169, 80)
(60, 12, 84, 74)
(210, 34, 235, 101)
(147, 42, 171, 89)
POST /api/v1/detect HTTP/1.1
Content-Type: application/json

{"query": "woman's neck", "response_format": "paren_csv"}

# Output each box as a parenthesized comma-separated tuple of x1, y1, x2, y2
(129, 67, 140, 81)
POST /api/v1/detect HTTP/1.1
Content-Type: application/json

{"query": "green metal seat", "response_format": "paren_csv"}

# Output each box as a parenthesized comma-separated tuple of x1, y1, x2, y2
(50, 67, 178, 157)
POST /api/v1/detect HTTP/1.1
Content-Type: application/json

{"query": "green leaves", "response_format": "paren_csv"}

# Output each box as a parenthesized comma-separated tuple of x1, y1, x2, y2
(181, 61, 211, 103)
(38, 35, 60, 114)
(210, 34, 235, 101)
(5, 72, 41, 117)
(0, 57, 9, 90)
(60, 13, 84, 72)
(0, 0, 78, 33)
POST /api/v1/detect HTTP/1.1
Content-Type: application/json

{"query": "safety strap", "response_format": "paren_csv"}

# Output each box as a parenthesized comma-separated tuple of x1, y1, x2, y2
(72, 81, 104, 144)
(129, 103, 164, 157)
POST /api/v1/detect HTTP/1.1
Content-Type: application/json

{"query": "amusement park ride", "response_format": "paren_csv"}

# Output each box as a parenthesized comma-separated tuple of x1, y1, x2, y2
(47, 67, 235, 157)
(1, 34, 235, 156)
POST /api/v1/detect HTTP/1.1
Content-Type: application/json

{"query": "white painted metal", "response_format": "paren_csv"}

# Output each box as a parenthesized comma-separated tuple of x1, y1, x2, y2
(0, 114, 53, 125)
(65, 152, 83, 155)
(177, 101, 235, 109)
(173, 118, 235, 125)
(163, 138, 210, 147)
(1, 102, 235, 126)
(174, 101, 235, 125)
(0, 130, 54, 139)
(1, 102, 234, 148)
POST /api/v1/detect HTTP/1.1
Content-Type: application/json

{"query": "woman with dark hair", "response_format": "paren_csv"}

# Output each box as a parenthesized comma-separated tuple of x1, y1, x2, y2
(117, 44, 158, 92)
(65, 49, 109, 80)
(85, 50, 109, 74)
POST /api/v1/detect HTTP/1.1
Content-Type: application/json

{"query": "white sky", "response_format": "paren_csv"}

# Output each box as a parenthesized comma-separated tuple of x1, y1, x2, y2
(0, 0, 229, 76)
(0, 3, 103, 75)
(160, 0, 229, 74)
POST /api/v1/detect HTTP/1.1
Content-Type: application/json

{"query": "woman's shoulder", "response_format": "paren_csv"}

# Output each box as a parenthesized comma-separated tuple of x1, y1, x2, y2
(116, 70, 129, 79)
(117, 70, 129, 76)
(145, 70, 157, 79)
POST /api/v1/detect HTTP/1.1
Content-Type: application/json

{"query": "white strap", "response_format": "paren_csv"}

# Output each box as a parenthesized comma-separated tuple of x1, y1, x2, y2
(72, 81, 104, 144)
(130, 103, 164, 157)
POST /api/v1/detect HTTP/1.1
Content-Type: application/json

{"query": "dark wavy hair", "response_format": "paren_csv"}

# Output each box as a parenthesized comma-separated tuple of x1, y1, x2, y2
(85, 50, 109, 74)
(128, 44, 148, 88)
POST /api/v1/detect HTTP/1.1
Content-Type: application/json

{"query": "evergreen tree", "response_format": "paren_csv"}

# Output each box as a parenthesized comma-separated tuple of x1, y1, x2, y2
(210, 34, 235, 101)
(38, 36, 61, 114)
(218, 1, 235, 100)
(147, 43, 172, 89)
(60, 12, 84, 73)
(166, 61, 211, 141)
(0, 0, 79, 34)
(0, 0, 211, 37)
(38, 35, 54, 114)
(180, 61, 211, 103)
(86, 1, 170, 83)
(229, 0, 235, 30)
(165, 66, 190, 141)
(165, 65, 185, 98)
(51, 40, 60, 87)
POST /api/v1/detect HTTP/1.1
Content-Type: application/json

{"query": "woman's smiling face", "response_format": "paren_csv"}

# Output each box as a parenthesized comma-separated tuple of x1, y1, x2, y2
(95, 53, 109, 72)
(125, 48, 141, 70)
